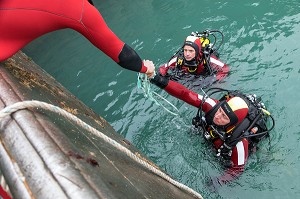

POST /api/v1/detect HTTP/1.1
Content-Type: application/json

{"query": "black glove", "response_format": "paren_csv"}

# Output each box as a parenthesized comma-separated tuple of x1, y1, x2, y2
(150, 74, 169, 89)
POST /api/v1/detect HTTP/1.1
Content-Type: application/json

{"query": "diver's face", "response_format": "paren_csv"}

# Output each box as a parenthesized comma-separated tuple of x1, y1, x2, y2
(213, 107, 230, 126)
(183, 45, 196, 61)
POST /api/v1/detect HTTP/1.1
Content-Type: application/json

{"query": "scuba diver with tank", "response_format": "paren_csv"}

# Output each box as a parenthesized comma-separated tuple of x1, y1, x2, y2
(158, 30, 229, 88)
(149, 76, 275, 186)
(192, 88, 274, 164)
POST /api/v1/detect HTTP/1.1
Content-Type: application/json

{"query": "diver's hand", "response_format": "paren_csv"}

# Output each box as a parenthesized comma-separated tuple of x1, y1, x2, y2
(149, 74, 169, 89)
(143, 60, 155, 78)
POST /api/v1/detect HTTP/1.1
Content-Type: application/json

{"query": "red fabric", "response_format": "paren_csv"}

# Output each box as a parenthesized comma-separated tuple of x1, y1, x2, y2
(158, 54, 229, 80)
(0, 185, 12, 199)
(213, 138, 249, 183)
(225, 97, 249, 125)
(231, 138, 249, 168)
(0, 0, 124, 64)
(139, 62, 147, 73)
(184, 35, 202, 59)
(164, 80, 218, 112)
(210, 55, 229, 81)
(159, 64, 170, 76)
(164, 81, 202, 107)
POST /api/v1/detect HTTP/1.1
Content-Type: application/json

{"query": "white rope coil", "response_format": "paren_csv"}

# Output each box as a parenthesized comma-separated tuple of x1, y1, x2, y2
(137, 73, 180, 116)
(0, 100, 203, 199)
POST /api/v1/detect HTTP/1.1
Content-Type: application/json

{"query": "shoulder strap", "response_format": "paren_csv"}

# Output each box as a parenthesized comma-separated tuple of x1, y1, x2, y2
(225, 118, 251, 147)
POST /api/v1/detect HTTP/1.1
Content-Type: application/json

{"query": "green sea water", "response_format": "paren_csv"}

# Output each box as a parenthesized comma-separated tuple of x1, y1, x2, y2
(23, 0, 300, 198)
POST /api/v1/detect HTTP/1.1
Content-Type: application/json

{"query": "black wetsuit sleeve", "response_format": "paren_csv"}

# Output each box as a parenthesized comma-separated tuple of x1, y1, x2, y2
(118, 44, 143, 72)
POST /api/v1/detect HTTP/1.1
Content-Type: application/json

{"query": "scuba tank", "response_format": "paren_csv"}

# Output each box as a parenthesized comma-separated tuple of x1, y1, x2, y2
(192, 88, 275, 159)
(190, 30, 224, 58)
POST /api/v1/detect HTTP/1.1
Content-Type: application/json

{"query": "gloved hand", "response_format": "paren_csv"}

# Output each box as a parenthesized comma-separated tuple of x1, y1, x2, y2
(149, 74, 169, 89)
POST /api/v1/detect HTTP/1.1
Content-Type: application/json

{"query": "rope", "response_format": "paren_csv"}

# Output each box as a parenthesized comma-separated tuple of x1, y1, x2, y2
(0, 101, 203, 199)
(137, 73, 180, 116)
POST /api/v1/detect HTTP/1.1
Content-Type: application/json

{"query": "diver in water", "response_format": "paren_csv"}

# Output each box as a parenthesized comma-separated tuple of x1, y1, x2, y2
(0, 0, 155, 78)
(158, 31, 229, 87)
(150, 76, 274, 187)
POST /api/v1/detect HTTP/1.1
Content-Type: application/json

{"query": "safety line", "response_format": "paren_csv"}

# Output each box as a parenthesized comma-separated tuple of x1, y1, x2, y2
(137, 73, 180, 116)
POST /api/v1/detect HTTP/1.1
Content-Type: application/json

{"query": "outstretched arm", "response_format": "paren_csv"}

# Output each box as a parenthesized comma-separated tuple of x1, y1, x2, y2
(0, 0, 155, 77)
(150, 75, 218, 111)
(79, 2, 155, 75)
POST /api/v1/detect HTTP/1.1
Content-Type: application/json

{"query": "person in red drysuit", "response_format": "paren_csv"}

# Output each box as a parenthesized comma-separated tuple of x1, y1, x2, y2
(0, 0, 155, 77)
(151, 76, 250, 187)
(158, 35, 229, 86)
(0, 0, 154, 197)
